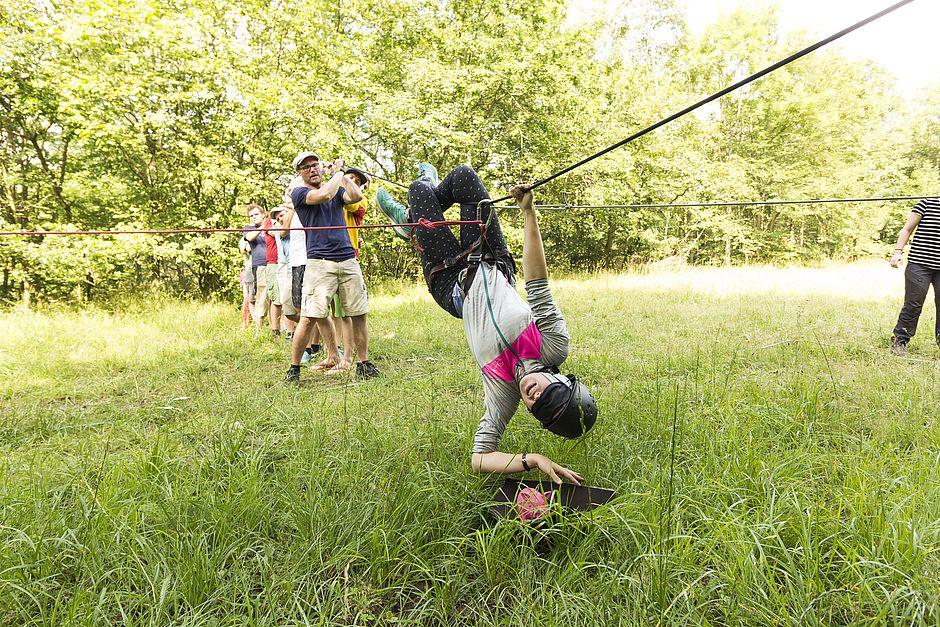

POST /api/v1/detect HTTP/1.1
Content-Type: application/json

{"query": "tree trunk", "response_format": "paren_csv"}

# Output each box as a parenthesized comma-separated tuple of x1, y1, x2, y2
(603, 219, 616, 265)
(26, 132, 72, 221)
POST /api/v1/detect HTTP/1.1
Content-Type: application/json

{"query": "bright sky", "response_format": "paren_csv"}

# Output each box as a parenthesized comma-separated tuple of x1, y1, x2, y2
(684, 0, 939, 94)
(572, 0, 940, 95)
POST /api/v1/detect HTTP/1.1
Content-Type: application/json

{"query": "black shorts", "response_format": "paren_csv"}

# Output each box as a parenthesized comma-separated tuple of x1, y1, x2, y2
(291, 265, 305, 310)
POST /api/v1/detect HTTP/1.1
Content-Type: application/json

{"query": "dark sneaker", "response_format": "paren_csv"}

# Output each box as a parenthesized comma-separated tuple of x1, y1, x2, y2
(417, 162, 439, 186)
(376, 188, 412, 242)
(891, 337, 907, 356)
(356, 360, 382, 378)
(286, 366, 301, 384)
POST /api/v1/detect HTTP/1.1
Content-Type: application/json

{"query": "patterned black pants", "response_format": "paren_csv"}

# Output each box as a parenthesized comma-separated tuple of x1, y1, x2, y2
(407, 165, 515, 318)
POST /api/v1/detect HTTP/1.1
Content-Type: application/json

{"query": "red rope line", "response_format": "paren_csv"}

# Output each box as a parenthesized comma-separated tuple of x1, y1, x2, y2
(0, 219, 480, 237)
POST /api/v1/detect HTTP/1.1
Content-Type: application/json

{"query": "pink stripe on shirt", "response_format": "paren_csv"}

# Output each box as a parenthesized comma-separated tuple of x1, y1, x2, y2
(481, 322, 543, 382)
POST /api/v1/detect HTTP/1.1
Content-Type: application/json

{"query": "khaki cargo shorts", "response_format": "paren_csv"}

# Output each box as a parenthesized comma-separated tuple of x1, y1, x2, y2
(276, 263, 296, 317)
(253, 265, 270, 320)
(265, 264, 281, 306)
(301, 258, 368, 319)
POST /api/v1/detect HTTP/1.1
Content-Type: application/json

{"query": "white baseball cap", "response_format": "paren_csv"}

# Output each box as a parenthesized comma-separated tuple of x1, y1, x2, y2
(292, 151, 320, 170)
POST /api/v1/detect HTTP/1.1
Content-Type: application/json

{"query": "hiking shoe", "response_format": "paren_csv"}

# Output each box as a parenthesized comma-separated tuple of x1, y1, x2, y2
(356, 360, 382, 378)
(286, 366, 301, 384)
(891, 338, 907, 356)
(376, 188, 412, 242)
(417, 162, 439, 186)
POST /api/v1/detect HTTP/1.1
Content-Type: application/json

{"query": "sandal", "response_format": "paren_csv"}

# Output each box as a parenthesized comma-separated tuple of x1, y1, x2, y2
(324, 363, 352, 376)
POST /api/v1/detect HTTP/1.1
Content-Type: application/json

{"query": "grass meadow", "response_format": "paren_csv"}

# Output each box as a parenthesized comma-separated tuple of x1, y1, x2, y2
(1, 262, 938, 625)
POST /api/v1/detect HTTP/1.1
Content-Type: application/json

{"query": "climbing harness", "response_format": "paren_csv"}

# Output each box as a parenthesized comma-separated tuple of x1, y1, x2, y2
(422, 197, 509, 290)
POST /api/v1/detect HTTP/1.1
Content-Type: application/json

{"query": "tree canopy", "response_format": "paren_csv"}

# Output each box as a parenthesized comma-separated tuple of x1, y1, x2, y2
(1, 0, 937, 303)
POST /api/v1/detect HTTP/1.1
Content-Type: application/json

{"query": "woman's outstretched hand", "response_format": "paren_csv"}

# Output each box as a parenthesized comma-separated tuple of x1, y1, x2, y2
(509, 184, 534, 212)
(472, 451, 582, 485)
(530, 453, 582, 486)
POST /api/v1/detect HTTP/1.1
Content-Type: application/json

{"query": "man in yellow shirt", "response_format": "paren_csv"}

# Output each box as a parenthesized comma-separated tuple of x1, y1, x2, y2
(331, 167, 379, 377)
(344, 167, 369, 256)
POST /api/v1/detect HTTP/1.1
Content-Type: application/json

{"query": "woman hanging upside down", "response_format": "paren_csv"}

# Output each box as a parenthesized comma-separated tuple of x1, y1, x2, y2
(377, 164, 598, 484)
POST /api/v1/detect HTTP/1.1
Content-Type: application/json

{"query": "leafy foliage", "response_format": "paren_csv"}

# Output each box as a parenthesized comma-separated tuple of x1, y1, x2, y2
(0, 0, 937, 304)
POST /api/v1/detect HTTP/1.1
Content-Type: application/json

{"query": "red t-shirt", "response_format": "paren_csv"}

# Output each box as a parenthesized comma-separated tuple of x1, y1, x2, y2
(263, 218, 278, 264)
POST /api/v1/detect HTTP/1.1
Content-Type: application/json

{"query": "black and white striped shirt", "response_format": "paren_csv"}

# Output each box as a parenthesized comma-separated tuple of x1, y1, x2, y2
(909, 198, 940, 269)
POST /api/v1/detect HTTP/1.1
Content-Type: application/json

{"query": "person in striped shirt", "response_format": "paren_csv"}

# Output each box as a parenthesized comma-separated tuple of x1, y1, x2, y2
(889, 197, 940, 355)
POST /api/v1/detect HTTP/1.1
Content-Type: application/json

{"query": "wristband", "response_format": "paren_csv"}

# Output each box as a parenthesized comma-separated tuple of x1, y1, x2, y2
(895, 248, 903, 251)
(521, 453, 531, 472)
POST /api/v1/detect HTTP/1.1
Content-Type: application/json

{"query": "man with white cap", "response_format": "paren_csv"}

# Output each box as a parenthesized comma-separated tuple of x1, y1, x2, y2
(281, 151, 380, 382)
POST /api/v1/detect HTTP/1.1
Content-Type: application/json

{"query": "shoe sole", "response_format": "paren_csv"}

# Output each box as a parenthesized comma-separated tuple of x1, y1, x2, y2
(393, 227, 411, 240)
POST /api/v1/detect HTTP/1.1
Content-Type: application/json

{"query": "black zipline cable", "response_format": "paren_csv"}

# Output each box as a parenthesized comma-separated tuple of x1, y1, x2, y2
(489, 0, 917, 205)
(359, 169, 409, 190)
(491, 195, 936, 211)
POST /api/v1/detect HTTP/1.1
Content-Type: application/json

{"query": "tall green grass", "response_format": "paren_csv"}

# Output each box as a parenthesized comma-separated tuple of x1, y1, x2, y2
(0, 264, 938, 625)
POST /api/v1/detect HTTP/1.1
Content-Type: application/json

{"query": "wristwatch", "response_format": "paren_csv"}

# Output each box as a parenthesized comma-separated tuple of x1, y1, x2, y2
(521, 453, 531, 472)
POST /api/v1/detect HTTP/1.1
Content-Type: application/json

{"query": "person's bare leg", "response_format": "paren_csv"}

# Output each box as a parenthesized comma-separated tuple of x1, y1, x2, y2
(254, 291, 267, 330)
(309, 321, 321, 350)
(330, 314, 342, 348)
(241, 284, 251, 328)
(324, 317, 354, 374)
(312, 317, 343, 370)
(351, 314, 368, 362)
(340, 316, 354, 363)
(291, 317, 314, 365)
(270, 304, 282, 333)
